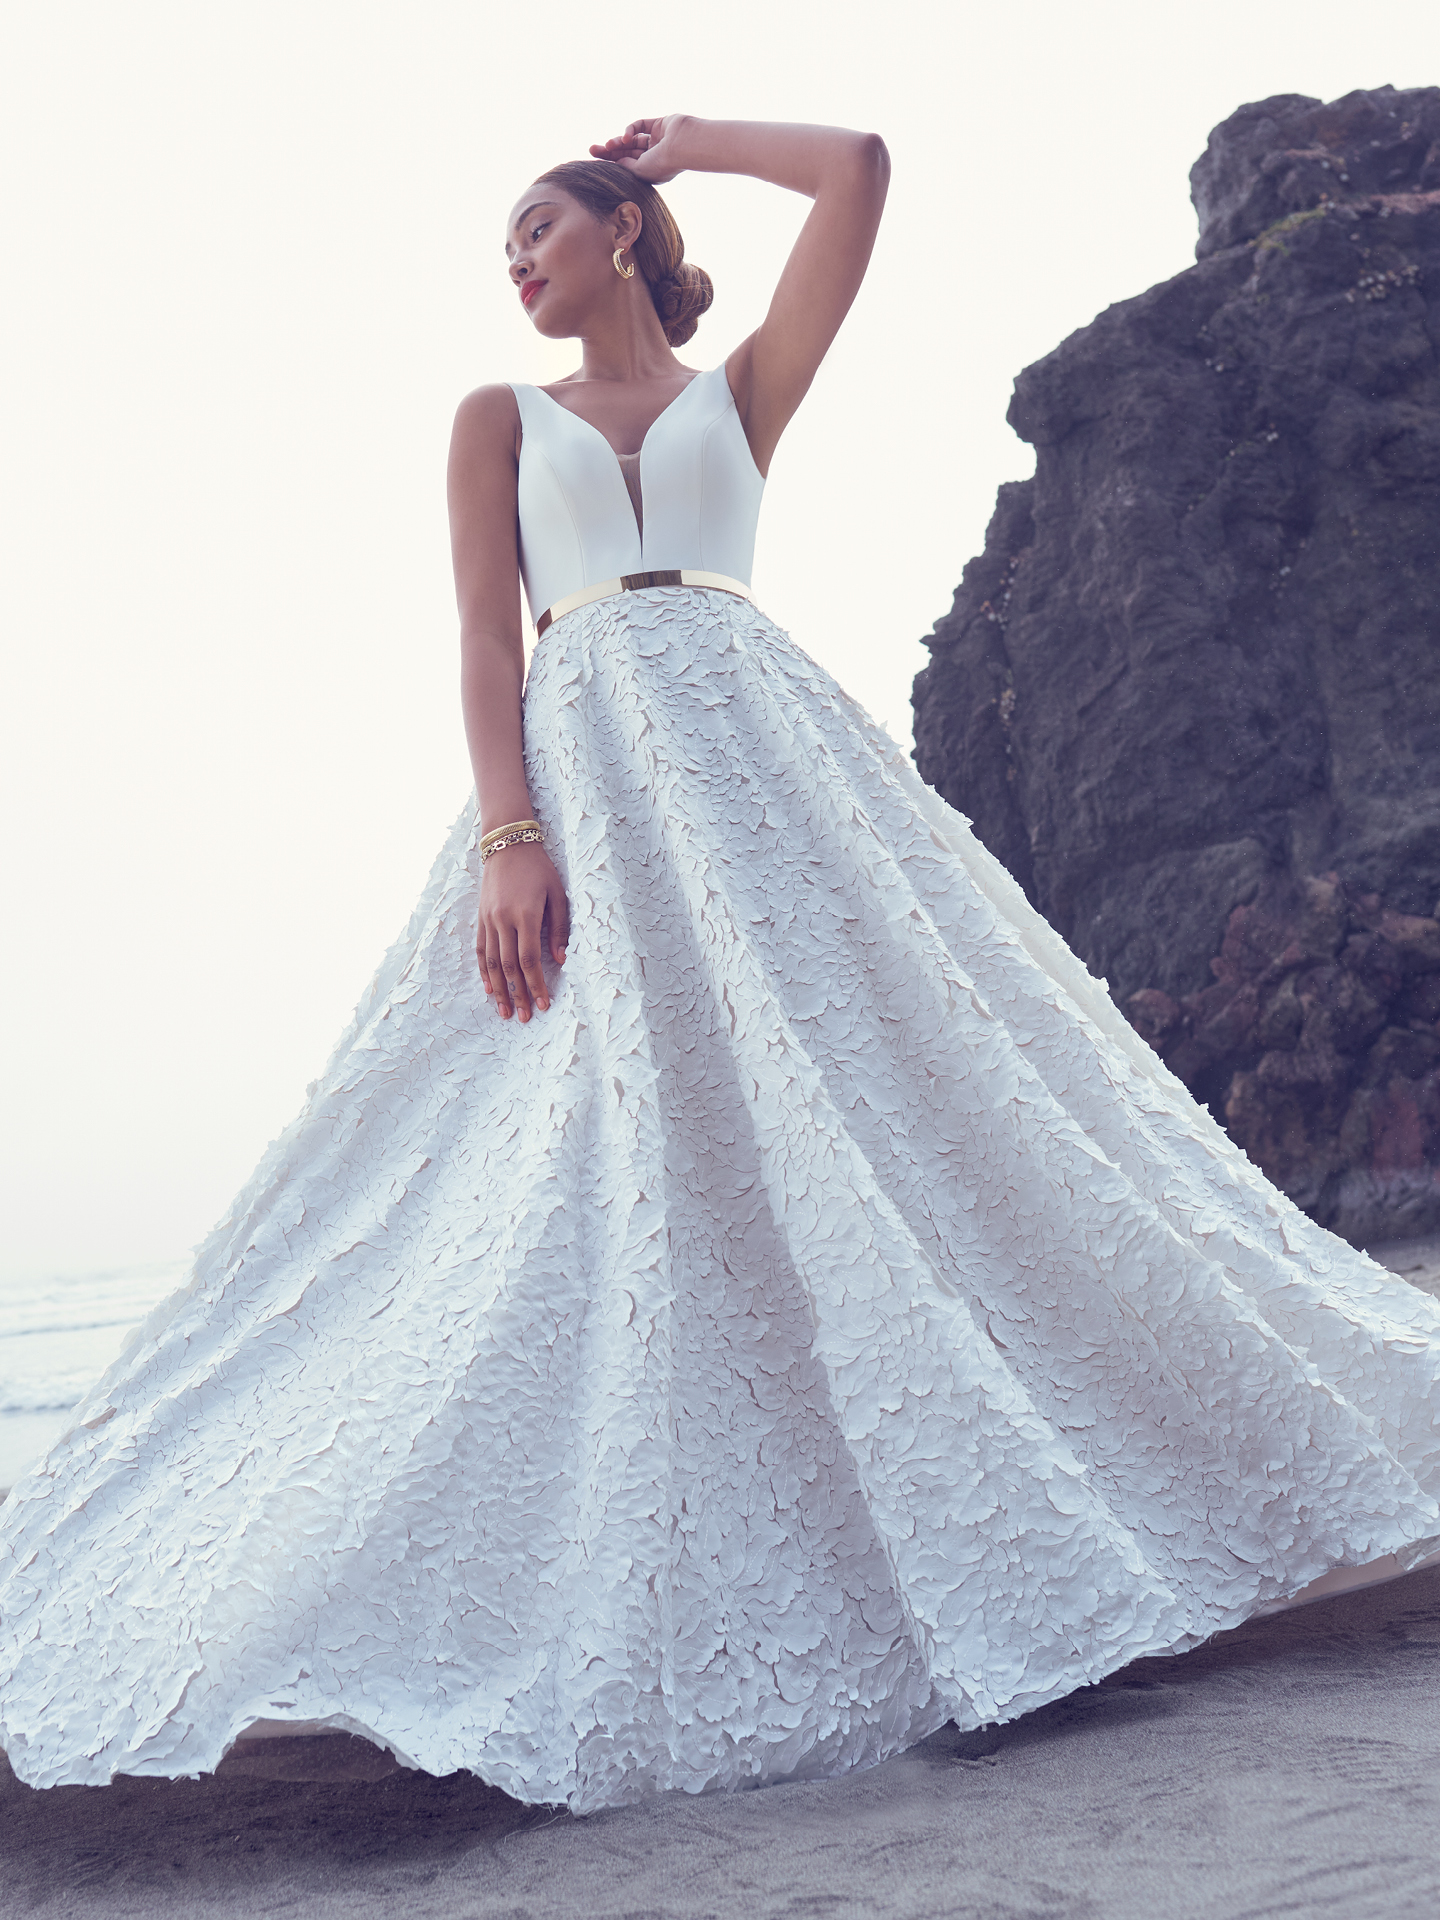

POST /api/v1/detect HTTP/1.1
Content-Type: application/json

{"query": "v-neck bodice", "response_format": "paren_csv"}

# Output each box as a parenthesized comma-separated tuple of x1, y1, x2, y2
(507, 365, 765, 624)
(614, 451, 644, 538)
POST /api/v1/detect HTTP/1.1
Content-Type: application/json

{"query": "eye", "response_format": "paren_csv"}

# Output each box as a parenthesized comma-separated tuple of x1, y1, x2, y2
(530, 222, 549, 242)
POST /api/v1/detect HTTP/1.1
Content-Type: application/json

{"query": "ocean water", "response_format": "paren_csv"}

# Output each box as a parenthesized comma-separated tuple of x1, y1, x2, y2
(0, 1260, 188, 1491)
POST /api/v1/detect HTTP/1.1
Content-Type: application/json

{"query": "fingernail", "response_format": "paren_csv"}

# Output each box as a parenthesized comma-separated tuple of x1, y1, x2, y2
(557, 949, 567, 964)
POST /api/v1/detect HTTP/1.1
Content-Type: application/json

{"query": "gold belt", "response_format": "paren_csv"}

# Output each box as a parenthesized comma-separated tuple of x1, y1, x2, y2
(534, 570, 751, 638)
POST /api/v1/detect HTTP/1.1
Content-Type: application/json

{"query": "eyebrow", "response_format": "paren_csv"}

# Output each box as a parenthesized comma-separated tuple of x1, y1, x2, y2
(505, 201, 558, 255)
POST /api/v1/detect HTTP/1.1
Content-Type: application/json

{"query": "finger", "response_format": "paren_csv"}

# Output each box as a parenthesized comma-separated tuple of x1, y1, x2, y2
(487, 931, 512, 1018)
(516, 921, 549, 1015)
(498, 926, 534, 1023)
(549, 883, 571, 966)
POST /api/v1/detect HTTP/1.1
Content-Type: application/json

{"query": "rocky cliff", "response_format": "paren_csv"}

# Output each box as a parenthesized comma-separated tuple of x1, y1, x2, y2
(912, 85, 1440, 1243)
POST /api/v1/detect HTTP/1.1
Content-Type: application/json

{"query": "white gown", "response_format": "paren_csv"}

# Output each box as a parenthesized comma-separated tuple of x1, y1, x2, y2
(2, 366, 1438, 1810)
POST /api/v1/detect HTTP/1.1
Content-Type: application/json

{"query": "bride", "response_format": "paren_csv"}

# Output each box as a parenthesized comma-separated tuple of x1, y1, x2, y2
(2, 115, 1437, 1811)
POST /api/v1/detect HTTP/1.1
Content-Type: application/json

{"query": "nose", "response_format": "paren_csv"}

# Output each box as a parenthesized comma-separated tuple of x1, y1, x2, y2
(511, 258, 532, 285)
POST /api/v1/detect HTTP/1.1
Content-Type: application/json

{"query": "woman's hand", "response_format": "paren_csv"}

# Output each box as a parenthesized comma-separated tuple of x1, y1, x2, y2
(588, 116, 692, 185)
(477, 844, 570, 1022)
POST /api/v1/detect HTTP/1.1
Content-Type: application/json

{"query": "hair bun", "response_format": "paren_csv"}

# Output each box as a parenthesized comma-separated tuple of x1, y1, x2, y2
(654, 260, 713, 347)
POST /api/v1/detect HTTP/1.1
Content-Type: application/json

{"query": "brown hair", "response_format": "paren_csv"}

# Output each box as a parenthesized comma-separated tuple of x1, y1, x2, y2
(535, 159, 713, 347)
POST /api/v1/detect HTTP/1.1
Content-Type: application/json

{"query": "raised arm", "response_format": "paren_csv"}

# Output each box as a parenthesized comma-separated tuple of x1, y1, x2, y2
(447, 383, 569, 1021)
(590, 117, 890, 474)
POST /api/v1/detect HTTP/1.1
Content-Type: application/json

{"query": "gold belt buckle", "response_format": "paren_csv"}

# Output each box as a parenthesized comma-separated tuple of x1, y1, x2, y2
(534, 570, 749, 639)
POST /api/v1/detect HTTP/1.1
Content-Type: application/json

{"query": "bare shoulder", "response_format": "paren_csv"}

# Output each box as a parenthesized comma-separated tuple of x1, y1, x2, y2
(451, 383, 522, 460)
(447, 386, 523, 578)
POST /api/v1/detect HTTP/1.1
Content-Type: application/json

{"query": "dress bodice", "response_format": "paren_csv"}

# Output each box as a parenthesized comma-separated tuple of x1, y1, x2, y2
(507, 364, 765, 622)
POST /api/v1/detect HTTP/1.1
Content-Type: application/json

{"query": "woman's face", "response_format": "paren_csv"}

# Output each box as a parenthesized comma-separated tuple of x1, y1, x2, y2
(505, 184, 633, 339)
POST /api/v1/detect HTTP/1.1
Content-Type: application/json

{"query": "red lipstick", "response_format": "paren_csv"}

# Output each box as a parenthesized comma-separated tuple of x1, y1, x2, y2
(521, 279, 547, 309)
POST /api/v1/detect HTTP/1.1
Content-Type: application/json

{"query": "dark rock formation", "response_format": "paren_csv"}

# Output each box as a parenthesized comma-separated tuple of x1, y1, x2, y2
(1129, 874, 1440, 1242)
(912, 85, 1440, 1241)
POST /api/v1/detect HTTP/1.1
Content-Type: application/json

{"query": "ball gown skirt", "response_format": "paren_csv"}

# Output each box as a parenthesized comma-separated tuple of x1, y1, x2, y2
(1, 584, 1437, 1809)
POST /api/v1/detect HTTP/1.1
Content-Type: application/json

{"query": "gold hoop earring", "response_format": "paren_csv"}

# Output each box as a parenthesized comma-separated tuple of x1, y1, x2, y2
(613, 248, 635, 280)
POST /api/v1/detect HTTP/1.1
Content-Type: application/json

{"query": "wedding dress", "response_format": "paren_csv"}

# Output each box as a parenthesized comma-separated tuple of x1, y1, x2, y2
(2, 365, 1437, 1809)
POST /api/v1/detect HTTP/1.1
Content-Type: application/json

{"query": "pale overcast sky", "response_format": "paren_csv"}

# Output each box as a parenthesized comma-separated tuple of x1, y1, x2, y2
(3, 0, 1436, 1279)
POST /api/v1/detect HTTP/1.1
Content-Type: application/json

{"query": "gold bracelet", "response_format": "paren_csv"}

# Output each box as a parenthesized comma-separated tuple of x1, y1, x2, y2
(479, 817, 544, 855)
(480, 824, 546, 863)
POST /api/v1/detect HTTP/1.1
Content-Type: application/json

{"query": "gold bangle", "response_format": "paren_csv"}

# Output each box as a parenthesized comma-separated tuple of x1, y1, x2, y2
(480, 825, 546, 863)
(479, 817, 543, 855)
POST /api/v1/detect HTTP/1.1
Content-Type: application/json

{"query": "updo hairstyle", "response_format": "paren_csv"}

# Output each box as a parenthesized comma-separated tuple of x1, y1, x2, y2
(536, 159, 713, 347)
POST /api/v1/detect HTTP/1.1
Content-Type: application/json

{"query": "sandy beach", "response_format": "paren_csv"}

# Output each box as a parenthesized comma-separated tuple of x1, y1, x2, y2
(4, 1237, 1438, 1919)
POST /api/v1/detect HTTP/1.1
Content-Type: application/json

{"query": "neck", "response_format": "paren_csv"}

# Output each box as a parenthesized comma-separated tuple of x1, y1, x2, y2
(573, 284, 681, 385)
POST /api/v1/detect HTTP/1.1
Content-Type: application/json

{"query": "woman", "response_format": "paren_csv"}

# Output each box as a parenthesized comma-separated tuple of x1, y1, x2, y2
(2, 115, 1437, 1812)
